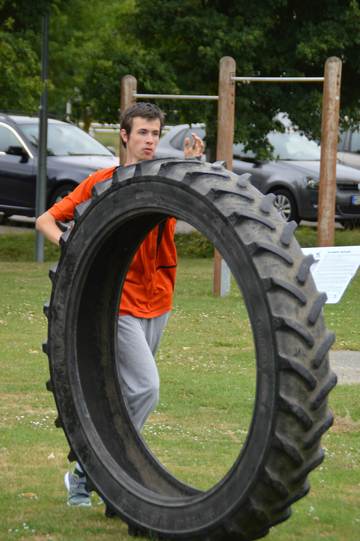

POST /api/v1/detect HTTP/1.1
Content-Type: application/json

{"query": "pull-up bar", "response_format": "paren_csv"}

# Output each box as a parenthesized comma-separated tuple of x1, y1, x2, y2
(232, 76, 324, 83)
(134, 93, 218, 101)
(120, 65, 232, 296)
(121, 55, 342, 295)
(231, 59, 342, 249)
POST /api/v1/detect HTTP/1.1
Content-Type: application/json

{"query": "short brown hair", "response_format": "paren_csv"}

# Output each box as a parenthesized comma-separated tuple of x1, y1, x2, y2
(120, 102, 165, 147)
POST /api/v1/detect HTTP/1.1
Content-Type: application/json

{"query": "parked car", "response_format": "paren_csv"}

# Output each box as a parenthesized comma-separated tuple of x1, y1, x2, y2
(156, 124, 360, 224)
(337, 128, 360, 170)
(156, 124, 206, 160)
(0, 113, 119, 219)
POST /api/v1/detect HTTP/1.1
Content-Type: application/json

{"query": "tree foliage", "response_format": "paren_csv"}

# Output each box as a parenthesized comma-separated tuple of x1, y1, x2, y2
(129, 0, 360, 156)
(47, 0, 136, 121)
(0, 0, 69, 114)
(2, 0, 360, 156)
(0, 26, 41, 112)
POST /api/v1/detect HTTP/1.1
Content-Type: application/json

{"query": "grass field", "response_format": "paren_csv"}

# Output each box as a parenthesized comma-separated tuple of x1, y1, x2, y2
(0, 228, 359, 540)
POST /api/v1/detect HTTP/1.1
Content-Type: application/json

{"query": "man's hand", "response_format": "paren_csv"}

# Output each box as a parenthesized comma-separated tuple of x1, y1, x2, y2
(183, 133, 205, 159)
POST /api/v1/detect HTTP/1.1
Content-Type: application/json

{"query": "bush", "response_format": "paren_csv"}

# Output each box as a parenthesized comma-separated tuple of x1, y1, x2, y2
(175, 232, 213, 258)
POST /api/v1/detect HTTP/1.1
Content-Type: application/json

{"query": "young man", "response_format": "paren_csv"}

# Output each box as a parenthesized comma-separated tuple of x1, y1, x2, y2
(36, 102, 204, 507)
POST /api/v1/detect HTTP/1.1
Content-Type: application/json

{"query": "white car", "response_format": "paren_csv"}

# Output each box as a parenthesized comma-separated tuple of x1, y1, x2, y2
(338, 128, 360, 170)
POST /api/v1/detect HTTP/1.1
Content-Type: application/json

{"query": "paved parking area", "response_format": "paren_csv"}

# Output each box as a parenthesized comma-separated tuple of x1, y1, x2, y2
(0, 214, 35, 234)
(330, 350, 360, 384)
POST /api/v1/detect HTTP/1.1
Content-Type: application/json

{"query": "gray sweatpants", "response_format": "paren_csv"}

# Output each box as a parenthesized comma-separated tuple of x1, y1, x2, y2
(115, 312, 170, 430)
(75, 311, 170, 474)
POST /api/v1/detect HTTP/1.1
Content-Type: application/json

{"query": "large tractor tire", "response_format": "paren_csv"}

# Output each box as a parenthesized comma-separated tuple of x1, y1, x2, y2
(43, 158, 336, 540)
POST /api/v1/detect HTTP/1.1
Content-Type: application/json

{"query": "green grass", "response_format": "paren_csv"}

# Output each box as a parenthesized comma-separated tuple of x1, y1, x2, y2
(295, 223, 360, 248)
(1, 225, 359, 349)
(0, 231, 59, 262)
(2, 222, 360, 258)
(0, 229, 359, 539)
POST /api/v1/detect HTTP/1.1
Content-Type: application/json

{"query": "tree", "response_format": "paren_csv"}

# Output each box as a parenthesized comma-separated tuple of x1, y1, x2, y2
(0, 0, 135, 122)
(3, 0, 360, 155)
(0, 25, 41, 113)
(128, 0, 360, 156)
(44, 0, 174, 126)
(46, 0, 125, 121)
(0, 0, 70, 115)
(69, 0, 178, 124)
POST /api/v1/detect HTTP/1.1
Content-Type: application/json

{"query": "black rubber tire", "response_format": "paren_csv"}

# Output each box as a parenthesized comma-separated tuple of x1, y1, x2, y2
(43, 158, 336, 540)
(270, 188, 300, 223)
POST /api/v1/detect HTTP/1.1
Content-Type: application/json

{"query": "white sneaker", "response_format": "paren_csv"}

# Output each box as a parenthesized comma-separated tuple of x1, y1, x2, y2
(64, 470, 91, 507)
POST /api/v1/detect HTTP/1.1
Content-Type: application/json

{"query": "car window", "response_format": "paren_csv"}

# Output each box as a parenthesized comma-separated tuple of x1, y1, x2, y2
(267, 131, 321, 160)
(170, 127, 205, 151)
(350, 130, 360, 153)
(170, 129, 187, 150)
(0, 124, 25, 154)
(19, 122, 113, 157)
(337, 131, 348, 150)
(233, 143, 256, 159)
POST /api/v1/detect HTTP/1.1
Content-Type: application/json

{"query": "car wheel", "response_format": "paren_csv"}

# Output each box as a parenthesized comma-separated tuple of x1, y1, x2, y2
(340, 218, 360, 230)
(43, 159, 335, 540)
(48, 183, 76, 208)
(271, 188, 300, 223)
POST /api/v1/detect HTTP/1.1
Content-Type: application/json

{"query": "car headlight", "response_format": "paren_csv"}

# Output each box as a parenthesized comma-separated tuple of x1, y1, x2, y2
(306, 176, 320, 189)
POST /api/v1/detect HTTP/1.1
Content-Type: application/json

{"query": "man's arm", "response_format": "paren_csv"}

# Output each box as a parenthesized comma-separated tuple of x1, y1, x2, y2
(36, 211, 63, 246)
(35, 169, 112, 245)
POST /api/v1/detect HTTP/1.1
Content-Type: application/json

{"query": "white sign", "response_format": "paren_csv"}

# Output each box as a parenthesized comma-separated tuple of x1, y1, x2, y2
(302, 246, 360, 303)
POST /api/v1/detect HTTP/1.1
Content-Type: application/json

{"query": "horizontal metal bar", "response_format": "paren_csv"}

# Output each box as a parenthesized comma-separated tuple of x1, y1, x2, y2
(134, 92, 219, 101)
(232, 76, 324, 83)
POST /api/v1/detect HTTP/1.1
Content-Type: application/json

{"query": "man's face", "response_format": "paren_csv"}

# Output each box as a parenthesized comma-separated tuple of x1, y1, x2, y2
(121, 117, 161, 165)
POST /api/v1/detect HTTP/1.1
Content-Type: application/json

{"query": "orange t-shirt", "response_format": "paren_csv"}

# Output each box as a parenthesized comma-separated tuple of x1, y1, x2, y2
(49, 167, 177, 318)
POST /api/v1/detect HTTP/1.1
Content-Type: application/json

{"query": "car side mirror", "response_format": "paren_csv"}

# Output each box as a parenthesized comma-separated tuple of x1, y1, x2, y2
(7, 145, 29, 162)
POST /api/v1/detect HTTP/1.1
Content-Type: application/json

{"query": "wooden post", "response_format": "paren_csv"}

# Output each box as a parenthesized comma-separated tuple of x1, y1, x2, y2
(120, 75, 137, 165)
(213, 56, 236, 296)
(317, 57, 342, 246)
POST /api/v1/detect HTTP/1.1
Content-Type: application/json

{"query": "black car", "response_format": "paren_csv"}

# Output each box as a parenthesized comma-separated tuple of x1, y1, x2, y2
(156, 124, 360, 224)
(0, 114, 118, 218)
